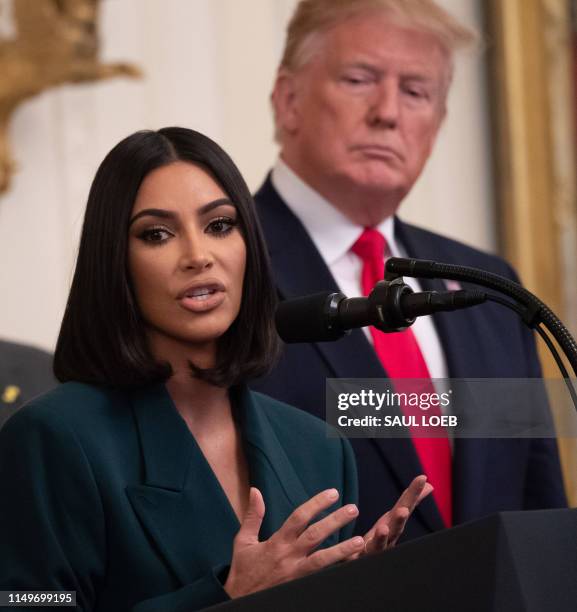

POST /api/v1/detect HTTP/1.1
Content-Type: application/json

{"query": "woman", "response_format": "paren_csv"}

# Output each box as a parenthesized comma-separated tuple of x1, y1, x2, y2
(0, 128, 431, 611)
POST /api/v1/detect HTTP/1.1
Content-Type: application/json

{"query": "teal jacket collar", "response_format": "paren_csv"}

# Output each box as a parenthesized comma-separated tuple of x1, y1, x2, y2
(125, 384, 311, 586)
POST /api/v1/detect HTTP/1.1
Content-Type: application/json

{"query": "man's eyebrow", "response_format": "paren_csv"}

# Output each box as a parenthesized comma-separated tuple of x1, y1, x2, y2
(129, 199, 235, 226)
(343, 61, 438, 83)
(343, 61, 381, 74)
(402, 73, 436, 82)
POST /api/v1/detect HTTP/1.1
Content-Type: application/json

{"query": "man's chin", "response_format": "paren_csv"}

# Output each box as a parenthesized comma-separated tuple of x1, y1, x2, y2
(346, 170, 408, 198)
(337, 159, 399, 187)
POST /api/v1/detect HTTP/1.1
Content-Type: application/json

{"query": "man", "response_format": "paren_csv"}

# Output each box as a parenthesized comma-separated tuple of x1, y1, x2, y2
(252, 0, 567, 539)
(0, 339, 55, 430)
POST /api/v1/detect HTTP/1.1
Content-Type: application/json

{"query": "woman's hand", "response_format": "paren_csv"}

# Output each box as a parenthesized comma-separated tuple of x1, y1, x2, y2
(224, 487, 364, 598)
(354, 475, 433, 558)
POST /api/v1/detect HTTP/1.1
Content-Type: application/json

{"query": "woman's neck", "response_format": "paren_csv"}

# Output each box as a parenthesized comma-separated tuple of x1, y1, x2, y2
(165, 367, 232, 435)
(159, 349, 249, 522)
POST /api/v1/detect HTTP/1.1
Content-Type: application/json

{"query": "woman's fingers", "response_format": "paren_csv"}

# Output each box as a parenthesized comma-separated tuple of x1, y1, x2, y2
(385, 505, 410, 547)
(298, 536, 365, 576)
(230, 477, 433, 598)
(234, 487, 266, 547)
(227, 489, 363, 598)
(417, 482, 434, 504)
(364, 524, 389, 556)
(360, 476, 434, 556)
(394, 475, 429, 512)
(295, 503, 359, 553)
(276, 488, 341, 541)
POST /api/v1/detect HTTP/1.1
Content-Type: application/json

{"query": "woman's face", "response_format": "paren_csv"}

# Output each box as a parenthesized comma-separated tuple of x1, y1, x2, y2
(128, 161, 246, 365)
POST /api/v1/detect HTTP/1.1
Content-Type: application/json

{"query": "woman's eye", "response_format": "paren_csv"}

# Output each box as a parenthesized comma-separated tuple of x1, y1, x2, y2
(207, 217, 237, 236)
(138, 227, 172, 243)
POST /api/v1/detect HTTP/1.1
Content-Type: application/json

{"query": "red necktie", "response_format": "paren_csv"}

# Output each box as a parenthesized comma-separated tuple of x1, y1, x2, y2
(352, 228, 452, 527)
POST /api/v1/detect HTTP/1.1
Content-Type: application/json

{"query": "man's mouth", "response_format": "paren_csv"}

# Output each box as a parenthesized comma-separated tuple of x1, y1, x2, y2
(355, 145, 403, 160)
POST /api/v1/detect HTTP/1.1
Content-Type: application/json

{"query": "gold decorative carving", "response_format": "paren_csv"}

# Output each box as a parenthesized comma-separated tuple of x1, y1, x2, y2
(0, 0, 141, 193)
(487, 0, 577, 505)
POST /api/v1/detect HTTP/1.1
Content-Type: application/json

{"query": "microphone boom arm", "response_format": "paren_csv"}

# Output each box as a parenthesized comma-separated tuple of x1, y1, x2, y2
(385, 257, 577, 380)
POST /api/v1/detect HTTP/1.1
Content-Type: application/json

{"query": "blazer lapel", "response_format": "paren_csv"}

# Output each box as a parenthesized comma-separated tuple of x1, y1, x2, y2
(126, 384, 240, 585)
(256, 179, 443, 532)
(235, 386, 314, 540)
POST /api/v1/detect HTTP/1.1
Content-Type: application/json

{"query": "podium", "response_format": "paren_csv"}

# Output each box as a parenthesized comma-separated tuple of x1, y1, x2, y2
(207, 509, 577, 612)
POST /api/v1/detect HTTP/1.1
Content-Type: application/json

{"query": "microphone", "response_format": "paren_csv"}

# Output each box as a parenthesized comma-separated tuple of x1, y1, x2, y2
(275, 280, 486, 344)
(385, 257, 439, 279)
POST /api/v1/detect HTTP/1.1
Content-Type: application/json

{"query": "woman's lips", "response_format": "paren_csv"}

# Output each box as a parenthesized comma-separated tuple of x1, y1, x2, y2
(177, 284, 226, 313)
(179, 290, 225, 313)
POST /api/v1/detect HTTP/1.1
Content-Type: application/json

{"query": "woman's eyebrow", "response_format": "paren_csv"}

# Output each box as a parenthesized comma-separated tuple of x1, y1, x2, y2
(197, 198, 235, 215)
(129, 208, 175, 226)
(129, 199, 235, 226)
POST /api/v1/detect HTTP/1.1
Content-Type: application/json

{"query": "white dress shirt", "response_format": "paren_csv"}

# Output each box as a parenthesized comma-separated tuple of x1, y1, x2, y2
(271, 158, 449, 381)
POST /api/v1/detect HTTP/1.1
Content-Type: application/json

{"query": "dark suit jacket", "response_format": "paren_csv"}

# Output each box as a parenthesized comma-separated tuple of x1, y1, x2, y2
(0, 382, 357, 611)
(252, 176, 567, 538)
(0, 340, 56, 430)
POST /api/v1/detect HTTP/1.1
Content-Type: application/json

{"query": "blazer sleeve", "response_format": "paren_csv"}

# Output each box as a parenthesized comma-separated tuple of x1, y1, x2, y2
(129, 572, 230, 612)
(0, 407, 232, 612)
(0, 406, 107, 611)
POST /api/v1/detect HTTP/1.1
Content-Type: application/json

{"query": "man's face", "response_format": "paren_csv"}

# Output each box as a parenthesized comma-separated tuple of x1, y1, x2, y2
(278, 13, 449, 217)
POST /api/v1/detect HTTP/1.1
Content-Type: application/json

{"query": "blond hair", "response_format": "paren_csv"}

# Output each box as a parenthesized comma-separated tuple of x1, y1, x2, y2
(281, 0, 477, 72)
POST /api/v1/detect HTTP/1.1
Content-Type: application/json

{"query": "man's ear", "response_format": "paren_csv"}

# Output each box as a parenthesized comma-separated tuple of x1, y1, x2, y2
(271, 68, 300, 135)
(438, 103, 447, 126)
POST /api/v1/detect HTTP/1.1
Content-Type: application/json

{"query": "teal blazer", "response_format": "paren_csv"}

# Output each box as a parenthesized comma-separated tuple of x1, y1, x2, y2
(0, 382, 357, 611)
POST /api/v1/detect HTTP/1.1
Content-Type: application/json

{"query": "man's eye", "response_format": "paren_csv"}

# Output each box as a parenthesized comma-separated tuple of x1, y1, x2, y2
(138, 227, 172, 243)
(342, 75, 371, 86)
(404, 86, 430, 100)
(207, 217, 237, 237)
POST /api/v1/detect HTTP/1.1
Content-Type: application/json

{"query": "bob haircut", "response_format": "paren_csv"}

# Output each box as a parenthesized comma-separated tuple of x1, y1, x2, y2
(54, 127, 280, 389)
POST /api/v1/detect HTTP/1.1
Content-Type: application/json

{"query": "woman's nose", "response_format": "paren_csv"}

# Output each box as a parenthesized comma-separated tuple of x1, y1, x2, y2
(178, 236, 214, 271)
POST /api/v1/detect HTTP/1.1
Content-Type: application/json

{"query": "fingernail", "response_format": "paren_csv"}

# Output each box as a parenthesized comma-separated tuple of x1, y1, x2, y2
(346, 504, 358, 516)
(326, 488, 339, 501)
(352, 537, 364, 548)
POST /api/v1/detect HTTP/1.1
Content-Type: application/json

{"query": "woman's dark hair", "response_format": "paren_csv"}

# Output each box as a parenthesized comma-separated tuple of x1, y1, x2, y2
(54, 127, 280, 388)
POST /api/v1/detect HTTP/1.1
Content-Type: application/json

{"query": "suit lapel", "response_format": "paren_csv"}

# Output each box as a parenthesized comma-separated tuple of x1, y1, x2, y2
(256, 179, 443, 532)
(394, 218, 494, 377)
(256, 176, 389, 380)
(126, 384, 239, 585)
(395, 219, 492, 523)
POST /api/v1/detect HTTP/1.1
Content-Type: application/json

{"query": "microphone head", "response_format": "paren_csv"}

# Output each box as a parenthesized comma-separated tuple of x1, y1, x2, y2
(386, 257, 437, 278)
(275, 292, 346, 343)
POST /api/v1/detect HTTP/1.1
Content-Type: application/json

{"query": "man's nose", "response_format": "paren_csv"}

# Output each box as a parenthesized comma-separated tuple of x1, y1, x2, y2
(178, 235, 214, 271)
(367, 82, 400, 129)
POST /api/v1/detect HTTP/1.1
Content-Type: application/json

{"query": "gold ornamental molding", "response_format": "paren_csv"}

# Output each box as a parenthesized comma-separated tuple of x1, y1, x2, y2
(487, 0, 577, 504)
(0, 0, 141, 194)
